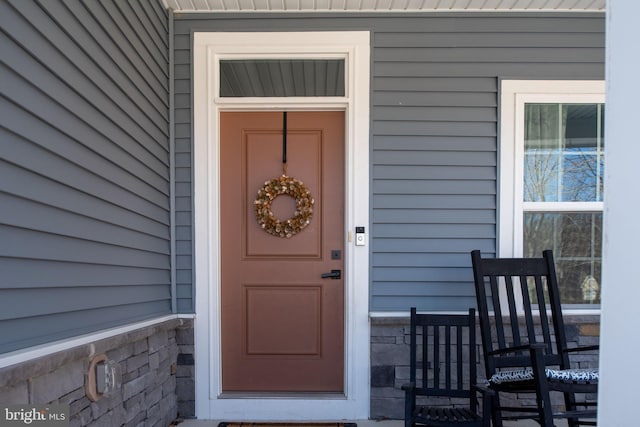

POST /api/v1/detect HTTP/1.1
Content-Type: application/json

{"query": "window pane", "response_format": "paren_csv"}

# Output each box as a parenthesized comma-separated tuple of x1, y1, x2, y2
(524, 103, 604, 202)
(524, 212, 602, 304)
(220, 59, 345, 97)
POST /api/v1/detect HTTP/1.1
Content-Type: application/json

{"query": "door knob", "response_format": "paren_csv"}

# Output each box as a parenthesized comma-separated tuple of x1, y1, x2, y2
(321, 270, 341, 280)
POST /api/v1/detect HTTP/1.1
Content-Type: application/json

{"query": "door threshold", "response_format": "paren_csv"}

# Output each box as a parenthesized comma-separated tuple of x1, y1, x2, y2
(218, 392, 347, 400)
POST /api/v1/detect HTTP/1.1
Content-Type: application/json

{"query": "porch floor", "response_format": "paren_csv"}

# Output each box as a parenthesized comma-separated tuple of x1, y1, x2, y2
(178, 419, 563, 426)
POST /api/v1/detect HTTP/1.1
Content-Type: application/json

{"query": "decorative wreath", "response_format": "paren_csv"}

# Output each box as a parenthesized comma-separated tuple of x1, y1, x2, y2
(254, 175, 314, 238)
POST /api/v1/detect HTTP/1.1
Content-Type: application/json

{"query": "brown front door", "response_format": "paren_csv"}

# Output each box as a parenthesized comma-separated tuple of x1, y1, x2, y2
(220, 111, 345, 392)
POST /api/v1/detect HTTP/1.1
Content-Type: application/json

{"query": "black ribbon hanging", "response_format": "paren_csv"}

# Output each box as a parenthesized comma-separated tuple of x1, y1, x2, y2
(282, 111, 288, 175)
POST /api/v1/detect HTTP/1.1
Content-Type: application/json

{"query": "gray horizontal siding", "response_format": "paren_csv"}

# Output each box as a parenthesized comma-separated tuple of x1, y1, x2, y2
(0, 302, 170, 353)
(369, 14, 603, 311)
(0, 286, 170, 321)
(0, 0, 170, 353)
(0, 258, 170, 288)
(172, 12, 604, 313)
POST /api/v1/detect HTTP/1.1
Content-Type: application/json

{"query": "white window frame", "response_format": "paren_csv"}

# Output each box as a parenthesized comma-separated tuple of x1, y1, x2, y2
(499, 80, 605, 310)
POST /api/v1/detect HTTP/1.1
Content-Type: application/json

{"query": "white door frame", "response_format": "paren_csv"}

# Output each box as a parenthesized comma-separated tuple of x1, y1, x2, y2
(193, 32, 371, 420)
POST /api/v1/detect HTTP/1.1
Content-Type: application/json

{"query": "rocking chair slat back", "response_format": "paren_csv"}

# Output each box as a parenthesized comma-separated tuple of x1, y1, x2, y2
(410, 309, 477, 400)
(471, 250, 568, 373)
(470, 249, 598, 427)
(404, 308, 491, 427)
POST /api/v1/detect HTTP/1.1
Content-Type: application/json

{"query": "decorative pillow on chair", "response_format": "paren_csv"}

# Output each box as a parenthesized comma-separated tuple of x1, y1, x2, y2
(490, 368, 599, 385)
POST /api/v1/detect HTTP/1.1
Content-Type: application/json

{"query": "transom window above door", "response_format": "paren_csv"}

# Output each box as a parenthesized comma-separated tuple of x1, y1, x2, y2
(220, 59, 345, 97)
(500, 80, 605, 308)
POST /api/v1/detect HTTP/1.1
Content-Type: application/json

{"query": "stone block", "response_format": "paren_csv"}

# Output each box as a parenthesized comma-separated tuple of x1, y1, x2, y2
(147, 365, 168, 388)
(123, 374, 149, 401)
(139, 364, 150, 376)
(564, 325, 580, 342)
(177, 353, 194, 366)
(148, 330, 169, 353)
(176, 365, 194, 378)
(158, 353, 172, 375)
(124, 409, 146, 427)
(58, 385, 86, 406)
(92, 407, 126, 427)
(157, 346, 170, 365)
(145, 402, 161, 427)
(146, 385, 163, 407)
(162, 375, 176, 397)
(580, 323, 600, 336)
(569, 353, 598, 362)
(30, 359, 85, 404)
(578, 335, 600, 346)
(71, 407, 92, 427)
(394, 366, 410, 381)
(134, 339, 149, 355)
(371, 343, 409, 366)
(176, 378, 195, 401)
(177, 400, 195, 418)
(122, 370, 139, 383)
(370, 386, 404, 398)
(91, 396, 113, 419)
(127, 353, 148, 373)
(371, 365, 395, 387)
(178, 343, 194, 353)
(162, 393, 177, 414)
(176, 327, 194, 345)
(69, 395, 92, 415)
(0, 381, 28, 404)
(371, 336, 396, 344)
(111, 404, 127, 427)
(69, 416, 83, 427)
(169, 344, 179, 362)
(108, 344, 134, 363)
(124, 393, 145, 423)
(371, 326, 405, 341)
(370, 397, 404, 420)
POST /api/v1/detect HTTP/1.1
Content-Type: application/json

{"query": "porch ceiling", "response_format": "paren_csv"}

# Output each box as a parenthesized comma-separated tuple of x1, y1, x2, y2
(162, 0, 605, 13)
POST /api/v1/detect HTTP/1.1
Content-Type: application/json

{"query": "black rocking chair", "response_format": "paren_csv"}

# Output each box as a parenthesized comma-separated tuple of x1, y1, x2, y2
(403, 308, 491, 427)
(470, 250, 598, 427)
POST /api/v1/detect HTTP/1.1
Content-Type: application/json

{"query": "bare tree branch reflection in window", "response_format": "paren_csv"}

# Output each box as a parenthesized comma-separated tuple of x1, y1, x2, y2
(523, 103, 604, 305)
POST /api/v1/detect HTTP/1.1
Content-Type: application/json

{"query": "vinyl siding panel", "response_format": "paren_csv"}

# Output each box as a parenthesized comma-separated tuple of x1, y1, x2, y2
(0, 0, 170, 353)
(172, 12, 604, 312)
(1, 302, 170, 353)
(173, 40, 193, 311)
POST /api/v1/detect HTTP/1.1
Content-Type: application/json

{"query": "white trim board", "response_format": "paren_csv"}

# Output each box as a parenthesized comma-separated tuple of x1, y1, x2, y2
(0, 315, 181, 369)
(163, 0, 605, 13)
(192, 31, 371, 420)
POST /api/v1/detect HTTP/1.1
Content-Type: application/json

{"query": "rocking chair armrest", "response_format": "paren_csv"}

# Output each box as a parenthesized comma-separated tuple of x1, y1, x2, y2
(473, 384, 495, 427)
(403, 382, 417, 427)
(563, 344, 599, 353)
(473, 383, 495, 397)
(488, 343, 536, 356)
(401, 382, 416, 392)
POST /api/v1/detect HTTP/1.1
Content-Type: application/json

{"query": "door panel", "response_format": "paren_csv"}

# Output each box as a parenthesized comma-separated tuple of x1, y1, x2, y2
(220, 111, 345, 392)
(245, 129, 321, 257)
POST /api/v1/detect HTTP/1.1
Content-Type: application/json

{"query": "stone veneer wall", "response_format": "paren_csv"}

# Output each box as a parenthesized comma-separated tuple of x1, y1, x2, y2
(176, 320, 195, 418)
(0, 318, 195, 426)
(370, 315, 600, 420)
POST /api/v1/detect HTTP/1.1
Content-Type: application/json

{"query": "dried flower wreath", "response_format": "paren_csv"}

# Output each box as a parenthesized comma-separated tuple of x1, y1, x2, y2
(254, 174, 314, 238)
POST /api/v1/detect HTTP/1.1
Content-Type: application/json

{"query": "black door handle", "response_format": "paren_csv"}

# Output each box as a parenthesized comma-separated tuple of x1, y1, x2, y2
(321, 270, 341, 280)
